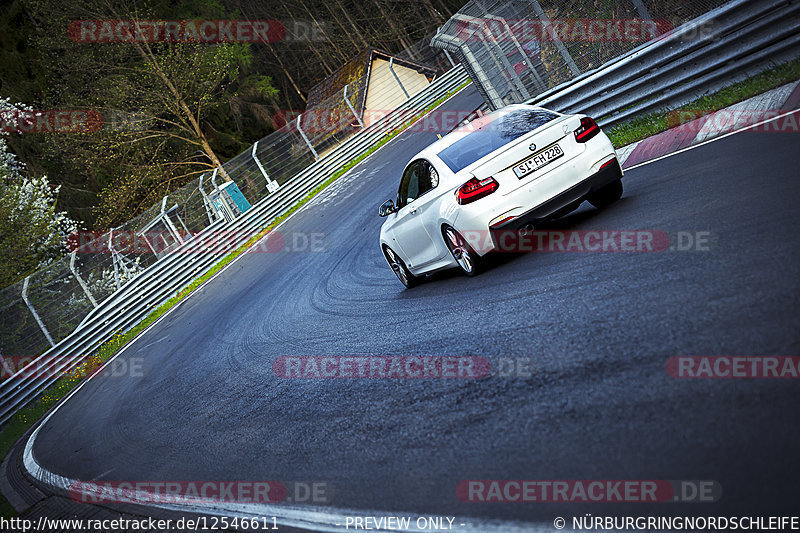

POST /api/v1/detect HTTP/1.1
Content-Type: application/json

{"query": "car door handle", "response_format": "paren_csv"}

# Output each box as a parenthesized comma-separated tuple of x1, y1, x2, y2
(409, 206, 417, 214)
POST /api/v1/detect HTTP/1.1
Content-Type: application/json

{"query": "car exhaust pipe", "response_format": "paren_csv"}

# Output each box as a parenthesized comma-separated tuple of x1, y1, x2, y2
(519, 224, 535, 236)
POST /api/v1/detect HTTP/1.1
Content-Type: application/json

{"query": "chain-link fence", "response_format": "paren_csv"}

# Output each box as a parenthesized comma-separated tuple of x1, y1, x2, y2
(0, 35, 457, 364)
(431, 0, 731, 110)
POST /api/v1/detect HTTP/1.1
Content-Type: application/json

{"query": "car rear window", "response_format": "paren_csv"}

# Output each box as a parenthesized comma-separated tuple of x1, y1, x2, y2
(437, 109, 559, 173)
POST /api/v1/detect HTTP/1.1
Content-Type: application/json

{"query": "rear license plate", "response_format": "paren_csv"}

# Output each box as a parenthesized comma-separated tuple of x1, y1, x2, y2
(513, 143, 564, 178)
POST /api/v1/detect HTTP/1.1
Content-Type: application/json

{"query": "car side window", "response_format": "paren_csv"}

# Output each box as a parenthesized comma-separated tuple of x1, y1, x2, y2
(417, 160, 439, 197)
(397, 161, 420, 209)
(397, 160, 438, 209)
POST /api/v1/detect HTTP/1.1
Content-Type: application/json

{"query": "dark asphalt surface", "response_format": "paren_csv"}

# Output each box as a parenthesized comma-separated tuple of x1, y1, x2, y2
(33, 86, 800, 526)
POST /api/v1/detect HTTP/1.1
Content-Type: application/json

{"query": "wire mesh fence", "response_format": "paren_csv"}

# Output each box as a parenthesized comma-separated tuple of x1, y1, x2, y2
(431, 0, 732, 110)
(0, 34, 458, 364)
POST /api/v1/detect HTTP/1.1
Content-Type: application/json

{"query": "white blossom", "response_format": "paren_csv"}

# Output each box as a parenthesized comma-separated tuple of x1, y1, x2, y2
(1, 97, 81, 277)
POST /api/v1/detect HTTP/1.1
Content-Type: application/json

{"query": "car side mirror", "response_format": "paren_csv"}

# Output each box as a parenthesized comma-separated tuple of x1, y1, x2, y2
(378, 199, 396, 217)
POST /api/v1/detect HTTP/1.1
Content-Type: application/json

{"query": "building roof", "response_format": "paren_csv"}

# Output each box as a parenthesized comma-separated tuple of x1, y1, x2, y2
(305, 48, 438, 112)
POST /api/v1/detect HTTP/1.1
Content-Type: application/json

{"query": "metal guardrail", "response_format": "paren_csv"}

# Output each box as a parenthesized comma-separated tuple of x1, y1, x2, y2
(525, 0, 800, 128)
(0, 64, 470, 427)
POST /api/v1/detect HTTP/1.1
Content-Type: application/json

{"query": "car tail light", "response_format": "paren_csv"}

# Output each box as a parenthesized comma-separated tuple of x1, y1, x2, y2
(490, 215, 516, 228)
(457, 176, 499, 205)
(574, 117, 600, 143)
(600, 158, 617, 170)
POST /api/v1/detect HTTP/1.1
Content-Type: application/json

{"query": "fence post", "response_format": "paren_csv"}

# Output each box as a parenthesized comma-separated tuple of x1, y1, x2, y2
(296, 115, 319, 160)
(432, 31, 503, 110)
(198, 174, 218, 225)
(436, 27, 457, 68)
(342, 85, 365, 129)
(443, 48, 456, 68)
(160, 195, 184, 246)
(69, 251, 98, 308)
(631, 0, 653, 21)
(527, 0, 581, 76)
(486, 14, 546, 93)
(388, 57, 411, 99)
(109, 230, 121, 290)
(252, 141, 280, 193)
(21, 277, 55, 347)
(108, 228, 137, 288)
(478, 19, 531, 101)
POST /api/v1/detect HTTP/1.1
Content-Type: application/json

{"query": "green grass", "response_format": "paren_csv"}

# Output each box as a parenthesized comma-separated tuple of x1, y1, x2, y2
(606, 57, 800, 148)
(0, 80, 470, 518)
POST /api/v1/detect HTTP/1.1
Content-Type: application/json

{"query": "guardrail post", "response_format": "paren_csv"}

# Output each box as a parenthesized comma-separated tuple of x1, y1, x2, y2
(109, 230, 122, 290)
(160, 195, 185, 246)
(342, 85, 365, 129)
(21, 276, 55, 347)
(210, 167, 221, 191)
(252, 141, 280, 193)
(69, 251, 98, 308)
(631, 0, 653, 21)
(296, 115, 319, 160)
(527, 0, 581, 76)
(388, 58, 411, 99)
(198, 174, 218, 224)
(108, 228, 137, 288)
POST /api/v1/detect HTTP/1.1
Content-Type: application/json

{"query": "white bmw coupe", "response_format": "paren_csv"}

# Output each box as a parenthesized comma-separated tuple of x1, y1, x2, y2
(378, 104, 623, 288)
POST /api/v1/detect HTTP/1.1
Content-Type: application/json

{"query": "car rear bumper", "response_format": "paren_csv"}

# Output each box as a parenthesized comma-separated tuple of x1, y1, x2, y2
(488, 158, 623, 233)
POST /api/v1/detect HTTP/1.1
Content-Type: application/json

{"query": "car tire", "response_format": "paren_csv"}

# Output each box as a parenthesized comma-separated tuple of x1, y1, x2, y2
(383, 246, 418, 288)
(587, 179, 623, 209)
(443, 225, 484, 277)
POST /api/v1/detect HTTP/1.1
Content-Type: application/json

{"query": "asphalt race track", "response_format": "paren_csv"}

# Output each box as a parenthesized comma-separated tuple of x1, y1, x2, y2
(31, 86, 800, 528)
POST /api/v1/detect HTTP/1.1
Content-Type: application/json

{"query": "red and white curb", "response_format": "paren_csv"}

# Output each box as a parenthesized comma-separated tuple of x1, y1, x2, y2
(616, 79, 800, 169)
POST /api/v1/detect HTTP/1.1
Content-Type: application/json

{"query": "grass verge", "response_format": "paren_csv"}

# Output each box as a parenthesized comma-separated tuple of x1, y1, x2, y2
(606, 57, 800, 148)
(0, 80, 470, 517)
